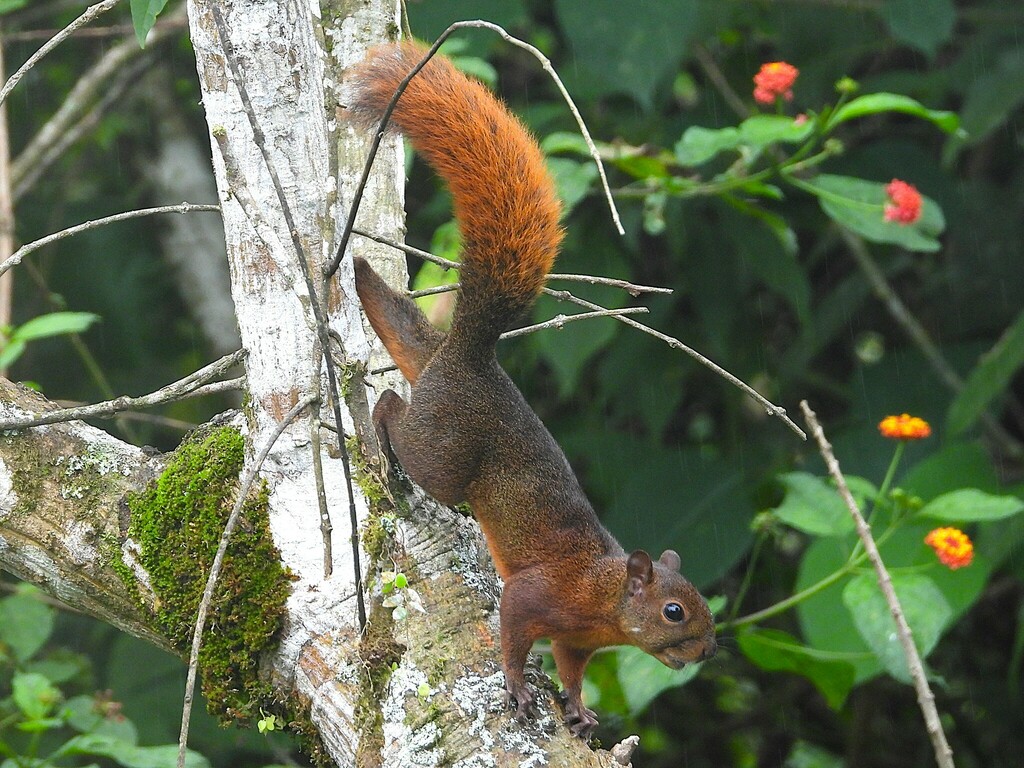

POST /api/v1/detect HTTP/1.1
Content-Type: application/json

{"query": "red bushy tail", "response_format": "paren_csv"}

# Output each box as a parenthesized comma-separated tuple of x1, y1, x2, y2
(346, 42, 563, 351)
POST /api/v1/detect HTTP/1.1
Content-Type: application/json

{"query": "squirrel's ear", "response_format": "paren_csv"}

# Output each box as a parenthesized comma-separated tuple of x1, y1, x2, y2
(626, 550, 654, 596)
(659, 549, 681, 571)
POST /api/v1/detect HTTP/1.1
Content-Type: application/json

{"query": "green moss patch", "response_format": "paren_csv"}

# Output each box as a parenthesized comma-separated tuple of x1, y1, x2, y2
(123, 426, 291, 724)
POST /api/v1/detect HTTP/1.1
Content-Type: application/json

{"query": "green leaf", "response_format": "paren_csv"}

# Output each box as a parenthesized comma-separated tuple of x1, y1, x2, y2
(830, 93, 960, 135)
(807, 174, 945, 252)
(674, 126, 741, 166)
(613, 645, 701, 714)
(878, 0, 956, 57)
(547, 157, 599, 216)
(0, 339, 26, 369)
(737, 628, 856, 709)
(737, 115, 814, 154)
(785, 741, 845, 768)
(842, 572, 951, 683)
(411, 223, 459, 322)
(773, 472, 855, 537)
(723, 203, 809, 326)
(130, 0, 170, 46)
(64, 695, 138, 742)
(56, 733, 210, 768)
(554, 0, 699, 109)
(0, 0, 28, 16)
(917, 488, 1024, 523)
(0, 588, 55, 662)
(25, 650, 91, 685)
(12, 312, 100, 342)
(12, 672, 61, 720)
(952, 56, 1024, 154)
(541, 132, 593, 158)
(612, 154, 670, 180)
(901, 442, 998, 500)
(947, 310, 1024, 436)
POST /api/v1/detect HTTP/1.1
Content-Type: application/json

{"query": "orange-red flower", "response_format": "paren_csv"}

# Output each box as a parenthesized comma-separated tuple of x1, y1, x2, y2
(925, 527, 974, 569)
(883, 179, 922, 224)
(878, 413, 931, 440)
(754, 62, 799, 105)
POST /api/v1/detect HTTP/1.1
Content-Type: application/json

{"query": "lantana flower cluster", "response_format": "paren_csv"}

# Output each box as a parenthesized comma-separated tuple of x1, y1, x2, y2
(884, 179, 923, 225)
(878, 413, 932, 440)
(753, 62, 799, 105)
(924, 527, 974, 570)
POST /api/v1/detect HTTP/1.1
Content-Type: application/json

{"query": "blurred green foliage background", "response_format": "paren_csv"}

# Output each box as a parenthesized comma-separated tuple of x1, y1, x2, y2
(3, 1, 1023, 766)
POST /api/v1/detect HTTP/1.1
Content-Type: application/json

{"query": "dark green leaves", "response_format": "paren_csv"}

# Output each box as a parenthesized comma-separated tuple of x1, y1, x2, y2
(917, 489, 1024, 523)
(554, 0, 698, 109)
(877, 0, 956, 57)
(738, 629, 856, 709)
(803, 174, 945, 252)
(946, 310, 1024, 437)
(843, 573, 950, 683)
(830, 93, 961, 135)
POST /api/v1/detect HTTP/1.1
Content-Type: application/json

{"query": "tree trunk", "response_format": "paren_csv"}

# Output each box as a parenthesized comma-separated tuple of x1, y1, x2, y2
(0, 1, 633, 765)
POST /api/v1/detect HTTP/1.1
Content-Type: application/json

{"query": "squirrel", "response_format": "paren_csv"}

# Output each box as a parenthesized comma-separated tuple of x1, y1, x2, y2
(346, 42, 717, 738)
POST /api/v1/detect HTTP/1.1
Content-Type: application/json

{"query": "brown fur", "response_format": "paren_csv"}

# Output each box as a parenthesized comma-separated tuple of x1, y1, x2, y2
(348, 43, 716, 739)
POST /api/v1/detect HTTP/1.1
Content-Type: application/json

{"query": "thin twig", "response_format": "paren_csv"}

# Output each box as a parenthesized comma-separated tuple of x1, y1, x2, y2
(800, 401, 954, 768)
(543, 286, 805, 439)
(350, 229, 804, 438)
(309, 344, 333, 579)
(328, 19, 622, 278)
(0, 28, 14, 340)
(501, 307, 648, 339)
(0, 0, 121, 107)
(12, 4, 187, 200)
(352, 228, 671, 295)
(550, 273, 672, 296)
(2, 19, 189, 42)
(208, 4, 364, 627)
(0, 203, 222, 277)
(176, 394, 315, 768)
(839, 228, 1023, 457)
(408, 283, 459, 299)
(692, 43, 750, 120)
(0, 352, 246, 430)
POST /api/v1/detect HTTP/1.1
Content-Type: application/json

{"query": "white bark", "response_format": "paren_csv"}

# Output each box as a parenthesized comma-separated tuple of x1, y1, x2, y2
(0, 1, 632, 765)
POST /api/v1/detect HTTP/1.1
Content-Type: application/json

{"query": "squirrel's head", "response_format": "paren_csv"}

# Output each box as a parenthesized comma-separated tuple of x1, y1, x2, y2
(618, 549, 717, 668)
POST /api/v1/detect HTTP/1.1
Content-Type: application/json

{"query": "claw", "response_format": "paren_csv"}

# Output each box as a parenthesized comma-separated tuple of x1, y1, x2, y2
(564, 699, 599, 740)
(504, 680, 537, 721)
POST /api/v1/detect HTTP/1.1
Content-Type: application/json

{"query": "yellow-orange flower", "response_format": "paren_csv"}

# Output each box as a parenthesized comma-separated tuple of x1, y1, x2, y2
(924, 527, 974, 569)
(754, 62, 799, 104)
(878, 413, 931, 440)
(883, 179, 923, 224)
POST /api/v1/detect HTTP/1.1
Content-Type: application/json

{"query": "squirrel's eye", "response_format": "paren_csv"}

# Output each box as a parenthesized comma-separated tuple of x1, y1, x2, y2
(663, 602, 685, 623)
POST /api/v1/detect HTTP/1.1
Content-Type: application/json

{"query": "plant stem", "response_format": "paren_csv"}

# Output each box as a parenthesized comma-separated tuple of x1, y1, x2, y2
(720, 559, 854, 632)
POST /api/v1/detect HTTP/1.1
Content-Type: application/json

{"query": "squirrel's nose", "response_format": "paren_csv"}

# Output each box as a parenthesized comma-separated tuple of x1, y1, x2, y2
(699, 637, 718, 662)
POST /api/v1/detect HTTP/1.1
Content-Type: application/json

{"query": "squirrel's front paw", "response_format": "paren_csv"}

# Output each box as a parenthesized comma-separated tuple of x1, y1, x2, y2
(563, 697, 599, 740)
(503, 679, 537, 722)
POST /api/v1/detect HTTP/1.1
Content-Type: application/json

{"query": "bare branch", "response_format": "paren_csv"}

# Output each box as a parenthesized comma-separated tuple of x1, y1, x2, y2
(0, 0, 121, 107)
(352, 229, 671, 295)
(800, 401, 955, 768)
(501, 307, 648, 339)
(545, 286, 805, 439)
(353, 228, 806, 439)
(0, 351, 246, 430)
(0, 202, 222, 277)
(177, 394, 316, 768)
